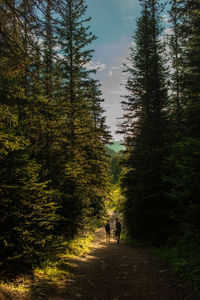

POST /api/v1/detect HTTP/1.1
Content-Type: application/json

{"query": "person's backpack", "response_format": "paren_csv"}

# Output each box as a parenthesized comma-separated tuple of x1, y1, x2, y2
(116, 221, 121, 231)
(105, 222, 110, 231)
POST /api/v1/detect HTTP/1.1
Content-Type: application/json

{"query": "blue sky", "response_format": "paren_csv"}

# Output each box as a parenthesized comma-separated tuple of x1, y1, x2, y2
(86, 0, 140, 45)
(85, 0, 141, 140)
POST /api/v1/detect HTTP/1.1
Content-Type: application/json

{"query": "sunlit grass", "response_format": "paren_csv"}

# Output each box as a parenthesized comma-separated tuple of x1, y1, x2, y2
(34, 234, 94, 285)
(34, 264, 69, 284)
(0, 232, 94, 298)
(60, 234, 93, 259)
(0, 277, 30, 298)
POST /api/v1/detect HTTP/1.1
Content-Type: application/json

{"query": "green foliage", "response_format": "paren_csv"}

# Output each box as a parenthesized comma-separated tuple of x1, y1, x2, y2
(106, 186, 125, 212)
(120, 0, 170, 245)
(152, 230, 200, 295)
(0, 231, 94, 298)
(165, 138, 200, 233)
(110, 154, 122, 184)
(0, 0, 111, 272)
(0, 150, 59, 262)
(119, 0, 200, 289)
(105, 146, 117, 157)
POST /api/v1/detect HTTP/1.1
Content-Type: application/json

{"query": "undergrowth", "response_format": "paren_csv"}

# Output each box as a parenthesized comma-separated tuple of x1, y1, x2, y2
(0, 233, 94, 299)
(152, 231, 200, 296)
(122, 228, 200, 296)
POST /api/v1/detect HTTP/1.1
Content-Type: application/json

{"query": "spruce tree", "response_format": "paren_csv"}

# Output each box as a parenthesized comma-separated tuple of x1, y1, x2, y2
(120, 0, 170, 244)
(0, 0, 111, 265)
(82, 80, 111, 221)
(52, 0, 111, 237)
(179, 0, 200, 139)
(166, 0, 200, 239)
(0, 0, 59, 263)
(168, 0, 185, 138)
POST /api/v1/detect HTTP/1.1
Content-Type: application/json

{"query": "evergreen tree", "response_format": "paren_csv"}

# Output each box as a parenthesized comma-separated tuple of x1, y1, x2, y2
(110, 154, 122, 184)
(168, 0, 185, 138)
(82, 80, 111, 220)
(166, 0, 200, 241)
(0, 0, 61, 262)
(0, 0, 111, 267)
(179, 0, 200, 139)
(54, 0, 111, 237)
(120, 0, 170, 244)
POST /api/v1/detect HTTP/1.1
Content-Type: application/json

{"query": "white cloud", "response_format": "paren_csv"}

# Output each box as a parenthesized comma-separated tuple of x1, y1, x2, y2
(164, 27, 173, 36)
(54, 45, 61, 52)
(109, 90, 122, 96)
(122, 15, 135, 21)
(162, 14, 170, 25)
(92, 37, 133, 140)
(109, 84, 127, 96)
(84, 61, 106, 71)
(111, 66, 120, 70)
(55, 52, 64, 60)
(131, 41, 136, 48)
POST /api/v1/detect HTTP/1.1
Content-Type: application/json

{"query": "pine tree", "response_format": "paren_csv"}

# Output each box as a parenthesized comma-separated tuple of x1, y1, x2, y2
(0, 0, 59, 263)
(168, 0, 185, 138)
(120, 0, 170, 244)
(81, 80, 111, 221)
(50, 0, 111, 237)
(166, 0, 200, 239)
(0, 0, 111, 266)
(179, 0, 200, 139)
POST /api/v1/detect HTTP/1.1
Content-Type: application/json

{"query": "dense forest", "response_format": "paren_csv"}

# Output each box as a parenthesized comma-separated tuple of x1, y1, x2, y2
(1, 0, 200, 293)
(106, 142, 123, 185)
(0, 0, 111, 267)
(120, 0, 200, 288)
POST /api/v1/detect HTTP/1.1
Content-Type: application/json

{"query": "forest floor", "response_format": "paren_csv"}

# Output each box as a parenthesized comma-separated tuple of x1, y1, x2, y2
(1, 215, 200, 300)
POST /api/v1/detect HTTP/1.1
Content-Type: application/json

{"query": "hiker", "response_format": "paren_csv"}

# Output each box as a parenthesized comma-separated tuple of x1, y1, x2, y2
(113, 210, 118, 218)
(105, 219, 111, 242)
(115, 218, 121, 243)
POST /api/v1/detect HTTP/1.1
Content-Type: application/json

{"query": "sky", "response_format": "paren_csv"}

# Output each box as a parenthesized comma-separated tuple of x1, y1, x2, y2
(85, 0, 141, 141)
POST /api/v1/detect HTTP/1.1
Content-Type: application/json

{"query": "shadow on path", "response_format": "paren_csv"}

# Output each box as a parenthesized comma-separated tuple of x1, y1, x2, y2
(27, 227, 200, 300)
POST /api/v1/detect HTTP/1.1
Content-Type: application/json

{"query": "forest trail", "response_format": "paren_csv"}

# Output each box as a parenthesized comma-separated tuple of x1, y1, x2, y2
(3, 221, 200, 300)
(41, 216, 199, 300)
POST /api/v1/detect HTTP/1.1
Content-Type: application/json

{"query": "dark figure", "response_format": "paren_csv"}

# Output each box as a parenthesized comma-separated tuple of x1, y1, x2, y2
(115, 218, 121, 243)
(105, 219, 111, 242)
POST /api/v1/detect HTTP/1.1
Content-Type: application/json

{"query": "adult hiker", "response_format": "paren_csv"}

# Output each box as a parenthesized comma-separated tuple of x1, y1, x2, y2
(115, 218, 121, 243)
(105, 219, 111, 242)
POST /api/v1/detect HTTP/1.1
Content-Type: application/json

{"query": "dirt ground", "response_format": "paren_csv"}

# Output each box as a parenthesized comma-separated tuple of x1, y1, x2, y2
(2, 216, 200, 300)
(47, 218, 200, 300)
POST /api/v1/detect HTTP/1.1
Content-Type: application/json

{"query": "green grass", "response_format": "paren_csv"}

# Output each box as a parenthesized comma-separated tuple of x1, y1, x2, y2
(34, 233, 94, 285)
(34, 264, 69, 283)
(0, 232, 94, 298)
(122, 229, 200, 296)
(60, 234, 93, 257)
(152, 238, 200, 295)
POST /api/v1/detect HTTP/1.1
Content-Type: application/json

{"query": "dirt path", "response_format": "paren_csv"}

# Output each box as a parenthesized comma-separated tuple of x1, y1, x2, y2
(46, 224, 199, 300)
(2, 225, 199, 300)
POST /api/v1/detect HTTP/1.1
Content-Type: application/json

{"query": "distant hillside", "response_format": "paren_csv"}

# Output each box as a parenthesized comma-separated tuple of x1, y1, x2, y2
(106, 141, 125, 153)
(105, 146, 117, 157)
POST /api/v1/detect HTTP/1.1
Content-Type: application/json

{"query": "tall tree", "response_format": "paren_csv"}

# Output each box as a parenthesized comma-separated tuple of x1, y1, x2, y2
(0, 0, 111, 266)
(51, 0, 111, 237)
(120, 0, 170, 244)
(168, 0, 185, 138)
(179, 0, 200, 139)
(0, 0, 60, 263)
(166, 0, 200, 239)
